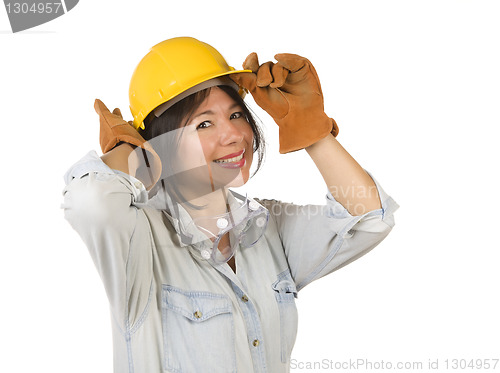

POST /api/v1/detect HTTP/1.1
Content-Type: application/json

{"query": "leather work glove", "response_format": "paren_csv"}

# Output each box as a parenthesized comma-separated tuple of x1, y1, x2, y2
(230, 53, 339, 154)
(95, 99, 162, 189)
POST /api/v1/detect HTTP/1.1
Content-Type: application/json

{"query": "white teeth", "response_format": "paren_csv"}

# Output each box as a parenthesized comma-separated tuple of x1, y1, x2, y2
(214, 152, 244, 163)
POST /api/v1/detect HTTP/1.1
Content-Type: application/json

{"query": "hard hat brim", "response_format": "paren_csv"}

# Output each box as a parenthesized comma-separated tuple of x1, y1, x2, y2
(152, 74, 249, 119)
(133, 69, 251, 130)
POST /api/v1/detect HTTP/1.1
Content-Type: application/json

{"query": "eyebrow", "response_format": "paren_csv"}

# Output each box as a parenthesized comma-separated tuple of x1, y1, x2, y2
(191, 103, 242, 120)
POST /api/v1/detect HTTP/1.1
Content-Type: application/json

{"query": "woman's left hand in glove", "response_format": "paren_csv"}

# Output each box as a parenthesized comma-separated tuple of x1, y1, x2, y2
(230, 53, 339, 154)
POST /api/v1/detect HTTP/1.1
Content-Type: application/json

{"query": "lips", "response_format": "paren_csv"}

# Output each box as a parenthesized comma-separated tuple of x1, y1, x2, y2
(214, 149, 245, 161)
(213, 149, 246, 169)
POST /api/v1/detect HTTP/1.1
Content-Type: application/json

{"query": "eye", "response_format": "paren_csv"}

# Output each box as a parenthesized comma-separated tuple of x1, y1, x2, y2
(230, 112, 244, 120)
(196, 121, 212, 130)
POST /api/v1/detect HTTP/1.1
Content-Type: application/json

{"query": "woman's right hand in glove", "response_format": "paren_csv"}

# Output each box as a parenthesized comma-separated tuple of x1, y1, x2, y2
(95, 99, 162, 190)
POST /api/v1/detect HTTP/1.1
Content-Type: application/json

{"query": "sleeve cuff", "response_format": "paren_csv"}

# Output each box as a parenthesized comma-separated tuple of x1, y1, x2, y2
(324, 170, 399, 235)
(63, 150, 148, 205)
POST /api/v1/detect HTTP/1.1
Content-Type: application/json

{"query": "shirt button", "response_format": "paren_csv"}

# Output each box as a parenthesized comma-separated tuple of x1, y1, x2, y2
(194, 311, 202, 319)
(201, 249, 211, 260)
(252, 339, 260, 347)
(216, 218, 229, 229)
(256, 217, 266, 227)
(249, 201, 260, 211)
(241, 295, 249, 303)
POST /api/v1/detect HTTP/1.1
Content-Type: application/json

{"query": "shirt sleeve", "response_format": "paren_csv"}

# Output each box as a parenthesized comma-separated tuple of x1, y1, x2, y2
(256, 171, 399, 291)
(61, 151, 153, 332)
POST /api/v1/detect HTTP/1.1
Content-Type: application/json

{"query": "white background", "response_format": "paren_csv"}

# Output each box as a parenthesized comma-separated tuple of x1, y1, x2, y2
(1, 0, 499, 372)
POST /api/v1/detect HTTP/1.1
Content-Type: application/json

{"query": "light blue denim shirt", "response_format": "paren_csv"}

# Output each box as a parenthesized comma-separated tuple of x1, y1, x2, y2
(62, 151, 399, 373)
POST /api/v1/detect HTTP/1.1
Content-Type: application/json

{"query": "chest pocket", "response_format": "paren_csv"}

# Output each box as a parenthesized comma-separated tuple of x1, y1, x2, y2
(272, 269, 299, 363)
(162, 285, 236, 373)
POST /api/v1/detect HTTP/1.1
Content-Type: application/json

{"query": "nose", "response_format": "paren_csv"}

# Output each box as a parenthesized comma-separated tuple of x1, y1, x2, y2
(218, 118, 245, 146)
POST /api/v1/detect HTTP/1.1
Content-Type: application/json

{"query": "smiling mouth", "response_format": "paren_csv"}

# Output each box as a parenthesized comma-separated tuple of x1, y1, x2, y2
(213, 149, 245, 164)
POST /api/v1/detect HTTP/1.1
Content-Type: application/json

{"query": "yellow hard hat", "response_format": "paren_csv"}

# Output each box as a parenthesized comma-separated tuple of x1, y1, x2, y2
(129, 37, 251, 130)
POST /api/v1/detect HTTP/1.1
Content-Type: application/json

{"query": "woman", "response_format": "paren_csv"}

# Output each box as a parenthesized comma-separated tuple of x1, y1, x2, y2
(63, 37, 398, 372)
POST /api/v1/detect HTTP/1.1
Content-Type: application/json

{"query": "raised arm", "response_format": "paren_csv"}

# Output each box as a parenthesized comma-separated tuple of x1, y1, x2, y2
(231, 52, 381, 215)
(305, 134, 381, 215)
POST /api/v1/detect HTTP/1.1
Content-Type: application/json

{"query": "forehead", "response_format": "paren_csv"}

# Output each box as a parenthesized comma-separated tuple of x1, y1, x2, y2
(194, 87, 240, 113)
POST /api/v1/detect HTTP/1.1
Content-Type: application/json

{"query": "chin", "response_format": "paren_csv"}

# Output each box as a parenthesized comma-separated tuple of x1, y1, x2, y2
(225, 170, 250, 188)
(210, 156, 252, 189)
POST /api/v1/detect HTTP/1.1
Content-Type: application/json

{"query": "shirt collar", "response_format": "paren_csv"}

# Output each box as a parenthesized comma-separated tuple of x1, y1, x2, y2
(147, 188, 255, 248)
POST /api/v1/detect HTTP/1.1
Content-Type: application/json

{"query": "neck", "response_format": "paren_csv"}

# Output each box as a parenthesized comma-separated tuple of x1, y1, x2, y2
(180, 187, 231, 219)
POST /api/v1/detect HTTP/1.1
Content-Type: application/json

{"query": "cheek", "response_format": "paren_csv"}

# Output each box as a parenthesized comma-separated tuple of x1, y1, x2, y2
(245, 128, 255, 155)
(200, 139, 217, 162)
(243, 135, 255, 171)
(177, 135, 209, 168)
(242, 123, 254, 144)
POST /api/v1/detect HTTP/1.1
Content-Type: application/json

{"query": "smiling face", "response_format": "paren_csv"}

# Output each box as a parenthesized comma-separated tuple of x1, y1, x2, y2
(171, 87, 254, 198)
